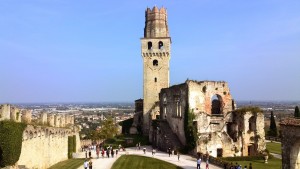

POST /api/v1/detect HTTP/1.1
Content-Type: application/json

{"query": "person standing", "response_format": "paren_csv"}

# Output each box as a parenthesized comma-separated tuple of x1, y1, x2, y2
(88, 159, 93, 169)
(168, 148, 171, 157)
(197, 157, 201, 169)
(177, 152, 180, 161)
(116, 149, 119, 157)
(88, 149, 91, 158)
(83, 159, 88, 169)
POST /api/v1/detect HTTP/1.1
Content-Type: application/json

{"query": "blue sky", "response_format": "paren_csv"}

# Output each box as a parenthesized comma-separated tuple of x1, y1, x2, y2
(0, 0, 300, 103)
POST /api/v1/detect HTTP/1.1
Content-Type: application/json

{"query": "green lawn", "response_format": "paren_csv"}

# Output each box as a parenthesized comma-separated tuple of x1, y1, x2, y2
(111, 155, 183, 169)
(48, 158, 85, 169)
(266, 142, 282, 154)
(224, 157, 282, 169)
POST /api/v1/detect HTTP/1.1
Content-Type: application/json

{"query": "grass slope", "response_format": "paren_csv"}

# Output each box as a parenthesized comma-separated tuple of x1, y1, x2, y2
(266, 142, 282, 154)
(48, 158, 85, 169)
(111, 155, 182, 169)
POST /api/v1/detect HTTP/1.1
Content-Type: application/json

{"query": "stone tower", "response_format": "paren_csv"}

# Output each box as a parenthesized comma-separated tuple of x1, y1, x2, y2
(141, 6, 171, 135)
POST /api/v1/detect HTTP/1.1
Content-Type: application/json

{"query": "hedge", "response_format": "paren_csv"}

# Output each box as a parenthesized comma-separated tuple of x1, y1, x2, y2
(0, 120, 27, 167)
(72, 135, 77, 153)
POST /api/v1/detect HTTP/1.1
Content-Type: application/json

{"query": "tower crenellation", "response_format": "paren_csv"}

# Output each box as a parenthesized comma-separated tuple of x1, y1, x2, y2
(144, 6, 169, 38)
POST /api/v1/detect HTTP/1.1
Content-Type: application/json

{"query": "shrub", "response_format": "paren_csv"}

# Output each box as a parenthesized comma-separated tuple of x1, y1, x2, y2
(183, 107, 197, 152)
(0, 120, 27, 167)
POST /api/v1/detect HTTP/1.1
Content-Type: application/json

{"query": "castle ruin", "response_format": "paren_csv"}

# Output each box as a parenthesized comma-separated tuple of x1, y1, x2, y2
(132, 6, 266, 157)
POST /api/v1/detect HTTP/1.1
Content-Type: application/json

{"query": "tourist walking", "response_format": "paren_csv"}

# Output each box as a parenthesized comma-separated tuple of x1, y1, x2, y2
(116, 149, 119, 157)
(111, 149, 115, 157)
(143, 147, 146, 154)
(88, 150, 91, 158)
(106, 149, 110, 158)
(196, 157, 201, 169)
(177, 152, 180, 161)
(88, 159, 93, 169)
(168, 147, 171, 157)
(83, 159, 88, 169)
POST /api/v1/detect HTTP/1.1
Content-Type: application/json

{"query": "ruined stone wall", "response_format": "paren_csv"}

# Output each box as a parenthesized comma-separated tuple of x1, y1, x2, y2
(21, 110, 32, 124)
(160, 83, 187, 145)
(280, 118, 300, 169)
(187, 80, 234, 115)
(18, 125, 80, 169)
(40, 112, 48, 124)
(0, 104, 11, 120)
(10, 106, 21, 122)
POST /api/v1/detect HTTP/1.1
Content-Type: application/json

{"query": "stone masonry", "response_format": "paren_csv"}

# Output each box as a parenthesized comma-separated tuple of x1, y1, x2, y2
(141, 6, 171, 136)
(280, 118, 300, 169)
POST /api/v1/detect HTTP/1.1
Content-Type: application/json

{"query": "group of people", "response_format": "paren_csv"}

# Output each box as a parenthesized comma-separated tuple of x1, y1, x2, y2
(83, 159, 93, 169)
(83, 144, 123, 159)
(227, 163, 252, 169)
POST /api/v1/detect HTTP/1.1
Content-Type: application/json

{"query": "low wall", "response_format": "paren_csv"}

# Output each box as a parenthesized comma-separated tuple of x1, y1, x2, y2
(17, 125, 80, 169)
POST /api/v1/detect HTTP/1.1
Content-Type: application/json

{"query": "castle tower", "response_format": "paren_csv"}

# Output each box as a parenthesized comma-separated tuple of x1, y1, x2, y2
(141, 6, 171, 135)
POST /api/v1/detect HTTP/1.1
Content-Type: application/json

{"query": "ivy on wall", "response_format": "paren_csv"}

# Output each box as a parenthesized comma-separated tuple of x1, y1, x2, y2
(0, 120, 27, 167)
(232, 106, 262, 114)
(68, 135, 77, 159)
(183, 106, 198, 152)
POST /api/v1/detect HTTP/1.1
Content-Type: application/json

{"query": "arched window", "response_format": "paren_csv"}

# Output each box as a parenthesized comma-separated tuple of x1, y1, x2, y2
(158, 41, 164, 49)
(249, 116, 256, 131)
(211, 95, 222, 114)
(153, 60, 158, 66)
(148, 41, 152, 50)
(154, 77, 157, 82)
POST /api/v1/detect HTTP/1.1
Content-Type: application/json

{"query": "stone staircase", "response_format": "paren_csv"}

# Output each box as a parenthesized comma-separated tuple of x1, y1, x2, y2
(156, 120, 183, 152)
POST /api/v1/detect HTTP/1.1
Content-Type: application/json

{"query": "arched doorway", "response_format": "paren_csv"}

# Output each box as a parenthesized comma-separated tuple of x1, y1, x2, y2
(290, 141, 300, 169)
(211, 94, 223, 115)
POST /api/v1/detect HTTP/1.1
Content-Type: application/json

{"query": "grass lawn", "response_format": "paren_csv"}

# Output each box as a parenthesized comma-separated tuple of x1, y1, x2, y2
(224, 157, 282, 169)
(266, 142, 282, 154)
(48, 158, 85, 169)
(111, 155, 183, 169)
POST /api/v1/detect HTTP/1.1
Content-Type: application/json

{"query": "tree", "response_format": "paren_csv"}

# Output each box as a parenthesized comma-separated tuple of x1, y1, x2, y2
(98, 117, 119, 140)
(268, 111, 278, 137)
(294, 106, 300, 118)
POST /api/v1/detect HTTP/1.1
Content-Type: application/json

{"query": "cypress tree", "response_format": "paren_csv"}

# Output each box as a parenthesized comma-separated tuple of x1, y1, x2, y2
(269, 111, 278, 137)
(295, 106, 300, 118)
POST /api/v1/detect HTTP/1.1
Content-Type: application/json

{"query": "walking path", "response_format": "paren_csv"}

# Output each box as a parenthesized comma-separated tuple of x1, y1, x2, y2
(75, 146, 221, 169)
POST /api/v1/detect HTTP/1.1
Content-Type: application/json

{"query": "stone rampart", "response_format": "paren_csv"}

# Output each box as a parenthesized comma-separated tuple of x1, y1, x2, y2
(18, 125, 80, 169)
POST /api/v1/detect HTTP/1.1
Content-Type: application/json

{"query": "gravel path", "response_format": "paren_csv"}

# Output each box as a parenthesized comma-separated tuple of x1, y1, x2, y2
(75, 146, 222, 169)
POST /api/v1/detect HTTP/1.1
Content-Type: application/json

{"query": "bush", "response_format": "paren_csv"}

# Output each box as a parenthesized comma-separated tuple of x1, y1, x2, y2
(0, 120, 27, 167)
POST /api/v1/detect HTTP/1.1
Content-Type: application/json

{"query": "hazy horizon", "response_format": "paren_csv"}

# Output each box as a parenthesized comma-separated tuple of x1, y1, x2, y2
(1, 1, 300, 103)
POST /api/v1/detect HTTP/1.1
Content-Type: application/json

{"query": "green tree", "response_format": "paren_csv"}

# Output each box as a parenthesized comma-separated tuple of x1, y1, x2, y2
(294, 106, 300, 118)
(97, 117, 119, 140)
(268, 111, 278, 137)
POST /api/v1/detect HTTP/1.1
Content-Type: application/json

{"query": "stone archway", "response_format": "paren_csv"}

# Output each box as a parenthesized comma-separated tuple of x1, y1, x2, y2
(280, 118, 300, 169)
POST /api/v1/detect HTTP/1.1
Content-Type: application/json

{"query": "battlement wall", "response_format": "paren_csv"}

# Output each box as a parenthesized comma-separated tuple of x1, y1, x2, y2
(18, 125, 80, 169)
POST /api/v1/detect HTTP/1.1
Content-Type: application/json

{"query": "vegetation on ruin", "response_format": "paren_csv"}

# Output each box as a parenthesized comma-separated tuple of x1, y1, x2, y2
(268, 111, 278, 137)
(183, 107, 198, 153)
(0, 120, 27, 167)
(266, 142, 281, 155)
(68, 135, 77, 159)
(232, 106, 262, 114)
(295, 106, 300, 118)
(111, 155, 183, 169)
(48, 158, 85, 169)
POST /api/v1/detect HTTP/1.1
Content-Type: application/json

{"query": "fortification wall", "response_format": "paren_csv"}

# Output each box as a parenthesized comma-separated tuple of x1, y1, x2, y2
(18, 125, 80, 169)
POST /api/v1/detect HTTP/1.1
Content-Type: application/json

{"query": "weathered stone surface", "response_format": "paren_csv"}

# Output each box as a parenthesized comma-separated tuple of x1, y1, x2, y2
(156, 80, 265, 157)
(21, 110, 32, 124)
(18, 125, 80, 169)
(141, 7, 171, 136)
(280, 118, 300, 169)
(0, 104, 11, 120)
